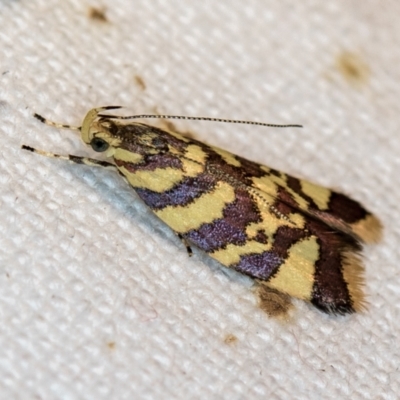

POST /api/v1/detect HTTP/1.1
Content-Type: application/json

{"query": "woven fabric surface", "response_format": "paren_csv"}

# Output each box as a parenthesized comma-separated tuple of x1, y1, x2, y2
(0, 1, 398, 399)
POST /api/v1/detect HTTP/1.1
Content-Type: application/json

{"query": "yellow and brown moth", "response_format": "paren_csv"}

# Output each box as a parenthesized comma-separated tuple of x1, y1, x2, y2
(23, 106, 382, 315)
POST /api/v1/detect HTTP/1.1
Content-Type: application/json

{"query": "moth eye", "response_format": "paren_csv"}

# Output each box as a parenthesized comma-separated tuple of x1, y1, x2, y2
(90, 137, 110, 152)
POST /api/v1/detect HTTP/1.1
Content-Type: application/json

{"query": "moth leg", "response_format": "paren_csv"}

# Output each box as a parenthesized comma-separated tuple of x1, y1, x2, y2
(177, 234, 193, 257)
(21, 145, 118, 171)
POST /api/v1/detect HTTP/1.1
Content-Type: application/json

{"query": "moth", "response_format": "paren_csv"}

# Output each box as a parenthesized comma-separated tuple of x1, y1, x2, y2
(23, 106, 382, 315)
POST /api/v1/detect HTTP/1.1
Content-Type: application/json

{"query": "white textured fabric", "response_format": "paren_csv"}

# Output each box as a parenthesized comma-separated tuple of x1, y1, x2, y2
(0, 1, 398, 399)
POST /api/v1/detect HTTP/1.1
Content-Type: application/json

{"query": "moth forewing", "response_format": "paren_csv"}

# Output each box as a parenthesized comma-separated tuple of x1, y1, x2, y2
(23, 107, 382, 315)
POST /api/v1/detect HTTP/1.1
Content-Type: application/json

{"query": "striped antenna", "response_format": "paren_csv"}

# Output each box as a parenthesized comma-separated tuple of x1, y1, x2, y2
(33, 113, 81, 131)
(98, 112, 302, 128)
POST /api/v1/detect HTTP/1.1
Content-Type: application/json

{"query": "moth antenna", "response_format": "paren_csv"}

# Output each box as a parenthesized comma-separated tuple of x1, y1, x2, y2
(97, 113, 303, 128)
(33, 113, 81, 131)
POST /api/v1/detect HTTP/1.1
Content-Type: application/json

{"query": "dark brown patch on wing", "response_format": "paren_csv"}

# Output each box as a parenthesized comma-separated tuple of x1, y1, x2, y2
(185, 187, 262, 252)
(307, 218, 361, 314)
(286, 176, 318, 208)
(254, 230, 269, 244)
(115, 123, 188, 153)
(326, 192, 369, 224)
(116, 152, 182, 173)
(233, 225, 308, 280)
(136, 173, 217, 210)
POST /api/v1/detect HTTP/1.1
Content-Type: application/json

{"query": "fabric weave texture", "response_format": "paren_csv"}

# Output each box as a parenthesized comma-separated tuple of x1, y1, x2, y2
(0, 1, 398, 399)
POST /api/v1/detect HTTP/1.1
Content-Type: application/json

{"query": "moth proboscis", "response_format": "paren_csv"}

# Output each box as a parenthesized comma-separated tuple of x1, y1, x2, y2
(22, 106, 382, 315)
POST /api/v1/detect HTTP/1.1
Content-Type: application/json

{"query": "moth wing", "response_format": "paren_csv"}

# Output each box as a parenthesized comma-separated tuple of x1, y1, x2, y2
(111, 128, 373, 314)
(177, 174, 363, 314)
(221, 149, 382, 244)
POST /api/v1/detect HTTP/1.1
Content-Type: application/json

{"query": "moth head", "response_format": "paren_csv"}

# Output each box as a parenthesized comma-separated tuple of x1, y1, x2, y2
(80, 108, 121, 155)
(79, 107, 183, 160)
